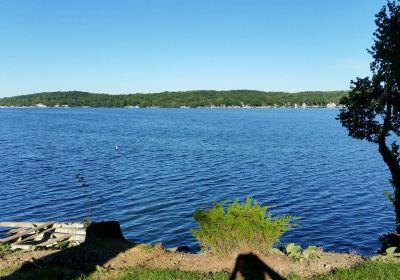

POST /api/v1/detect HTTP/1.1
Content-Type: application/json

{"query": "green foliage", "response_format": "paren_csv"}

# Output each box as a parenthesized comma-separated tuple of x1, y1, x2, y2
(302, 246, 318, 259)
(82, 218, 91, 229)
(54, 241, 70, 250)
(95, 265, 105, 273)
(371, 246, 400, 261)
(0, 267, 14, 278)
(0, 90, 347, 108)
(286, 243, 302, 259)
(1, 266, 229, 280)
(0, 265, 86, 280)
(310, 261, 400, 280)
(0, 243, 11, 255)
(337, 1, 400, 231)
(285, 243, 318, 261)
(119, 268, 229, 280)
(385, 191, 395, 205)
(191, 196, 297, 256)
(3, 261, 400, 280)
(378, 231, 400, 253)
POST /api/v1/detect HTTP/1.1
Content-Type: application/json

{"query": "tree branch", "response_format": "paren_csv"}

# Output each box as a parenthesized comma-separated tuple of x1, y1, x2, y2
(379, 94, 400, 184)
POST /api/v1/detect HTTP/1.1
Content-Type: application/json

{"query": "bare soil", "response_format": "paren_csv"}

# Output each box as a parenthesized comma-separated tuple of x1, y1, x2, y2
(0, 243, 364, 279)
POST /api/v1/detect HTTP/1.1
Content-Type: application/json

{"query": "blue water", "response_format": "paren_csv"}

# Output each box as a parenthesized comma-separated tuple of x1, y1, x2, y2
(0, 108, 394, 254)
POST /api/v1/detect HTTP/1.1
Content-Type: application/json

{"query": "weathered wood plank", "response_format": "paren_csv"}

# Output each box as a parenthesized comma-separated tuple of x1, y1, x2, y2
(0, 221, 55, 243)
(10, 244, 32, 250)
(14, 227, 55, 244)
(1, 222, 84, 229)
(54, 228, 86, 235)
(1, 221, 86, 250)
(52, 223, 85, 229)
(0, 222, 45, 228)
(8, 227, 30, 235)
(69, 234, 86, 242)
(51, 232, 85, 241)
(36, 234, 72, 247)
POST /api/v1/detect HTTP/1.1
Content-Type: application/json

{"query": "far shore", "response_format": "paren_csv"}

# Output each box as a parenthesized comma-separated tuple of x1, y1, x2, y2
(0, 104, 343, 109)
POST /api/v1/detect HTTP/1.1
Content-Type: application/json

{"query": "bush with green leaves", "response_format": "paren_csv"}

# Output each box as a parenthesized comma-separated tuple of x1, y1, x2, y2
(285, 243, 318, 261)
(372, 247, 400, 261)
(0, 243, 11, 256)
(54, 241, 70, 250)
(191, 196, 297, 256)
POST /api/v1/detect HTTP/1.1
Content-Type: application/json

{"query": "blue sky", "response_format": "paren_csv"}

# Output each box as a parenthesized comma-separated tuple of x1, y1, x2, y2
(0, 0, 385, 97)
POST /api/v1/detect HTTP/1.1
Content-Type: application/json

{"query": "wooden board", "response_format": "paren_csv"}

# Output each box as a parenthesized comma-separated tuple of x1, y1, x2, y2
(0, 221, 55, 243)
(54, 228, 86, 235)
(0, 221, 86, 250)
(53, 222, 85, 229)
(0, 222, 45, 228)
(8, 227, 30, 234)
(14, 227, 56, 244)
(10, 244, 32, 250)
(36, 234, 72, 247)
(1, 222, 84, 229)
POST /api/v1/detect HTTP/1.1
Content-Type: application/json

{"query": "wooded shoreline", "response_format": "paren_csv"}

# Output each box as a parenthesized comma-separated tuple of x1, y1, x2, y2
(0, 90, 347, 108)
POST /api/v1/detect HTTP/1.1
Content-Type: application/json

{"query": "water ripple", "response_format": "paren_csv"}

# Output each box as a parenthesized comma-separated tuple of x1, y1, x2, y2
(0, 108, 394, 255)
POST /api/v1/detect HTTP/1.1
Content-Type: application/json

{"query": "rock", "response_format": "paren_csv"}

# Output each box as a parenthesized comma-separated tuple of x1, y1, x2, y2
(176, 246, 191, 253)
(167, 245, 192, 253)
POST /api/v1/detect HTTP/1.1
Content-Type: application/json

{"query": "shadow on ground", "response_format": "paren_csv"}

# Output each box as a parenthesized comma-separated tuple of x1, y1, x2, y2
(1, 221, 135, 280)
(230, 253, 285, 280)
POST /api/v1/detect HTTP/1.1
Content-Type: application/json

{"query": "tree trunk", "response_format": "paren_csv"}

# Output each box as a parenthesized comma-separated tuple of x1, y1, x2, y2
(378, 140, 400, 233)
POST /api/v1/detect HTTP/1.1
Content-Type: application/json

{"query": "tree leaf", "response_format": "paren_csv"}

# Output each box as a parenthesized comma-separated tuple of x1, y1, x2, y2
(386, 247, 397, 255)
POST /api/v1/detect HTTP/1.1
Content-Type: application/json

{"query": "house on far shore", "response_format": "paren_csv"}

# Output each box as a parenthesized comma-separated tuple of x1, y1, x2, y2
(36, 103, 47, 108)
(326, 102, 337, 108)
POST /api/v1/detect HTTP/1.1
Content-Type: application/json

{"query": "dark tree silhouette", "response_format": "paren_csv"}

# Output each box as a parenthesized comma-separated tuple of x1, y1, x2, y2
(338, 1, 400, 232)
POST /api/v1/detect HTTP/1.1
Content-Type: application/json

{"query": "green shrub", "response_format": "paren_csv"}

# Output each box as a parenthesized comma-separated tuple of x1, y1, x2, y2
(0, 243, 11, 256)
(371, 246, 400, 261)
(285, 243, 319, 261)
(191, 196, 298, 256)
(54, 241, 70, 250)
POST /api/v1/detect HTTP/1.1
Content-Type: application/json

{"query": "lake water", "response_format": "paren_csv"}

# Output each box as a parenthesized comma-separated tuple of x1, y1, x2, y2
(0, 108, 394, 254)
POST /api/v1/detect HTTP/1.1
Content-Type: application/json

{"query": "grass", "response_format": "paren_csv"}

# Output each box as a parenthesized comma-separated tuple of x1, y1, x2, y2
(1, 260, 400, 280)
(0, 267, 14, 278)
(88, 262, 400, 280)
(0, 243, 11, 257)
(0, 266, 87, 280)
(311, 261, 400, 280)
(116, 269, 230, 280)
(286, 261, 400, 280)
(0, 267, 230, 280)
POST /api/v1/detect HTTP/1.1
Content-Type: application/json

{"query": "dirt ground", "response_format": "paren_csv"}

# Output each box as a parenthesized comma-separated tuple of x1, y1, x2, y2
(0, 243, 364, 279)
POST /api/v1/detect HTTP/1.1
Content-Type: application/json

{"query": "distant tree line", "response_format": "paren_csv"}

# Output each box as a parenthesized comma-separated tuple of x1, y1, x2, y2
(0, 90, 347, 108)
